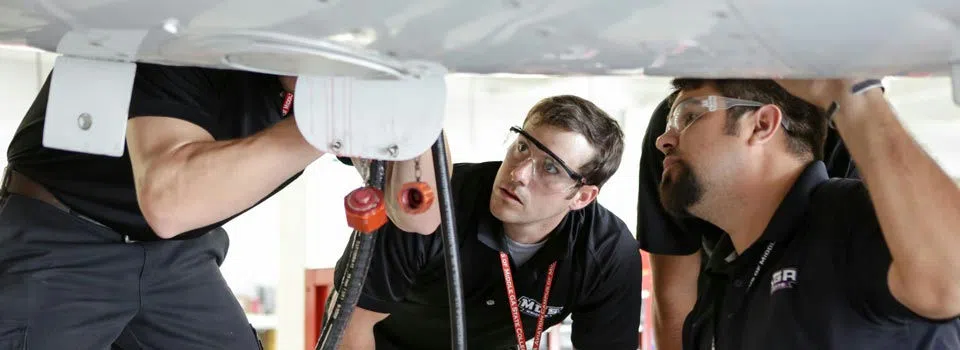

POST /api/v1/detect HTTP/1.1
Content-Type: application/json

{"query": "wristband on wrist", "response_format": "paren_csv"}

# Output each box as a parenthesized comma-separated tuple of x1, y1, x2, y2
(825, 79, 885, 128)
(852, 79, 884, 95)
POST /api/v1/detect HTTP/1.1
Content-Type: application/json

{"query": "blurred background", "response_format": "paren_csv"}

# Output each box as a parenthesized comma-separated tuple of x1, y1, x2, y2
(2, 46, 958, 350)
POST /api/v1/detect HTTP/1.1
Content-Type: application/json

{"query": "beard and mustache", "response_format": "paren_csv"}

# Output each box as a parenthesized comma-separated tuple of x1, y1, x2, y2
(659, 158, 704, 218)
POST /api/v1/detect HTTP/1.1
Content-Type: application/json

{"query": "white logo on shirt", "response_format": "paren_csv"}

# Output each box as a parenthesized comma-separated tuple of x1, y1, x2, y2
(770, 267, 798, 294)
(518, 296, 563, 318)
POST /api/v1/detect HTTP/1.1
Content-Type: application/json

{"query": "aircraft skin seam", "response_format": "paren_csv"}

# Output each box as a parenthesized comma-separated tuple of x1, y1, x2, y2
(725, 0, 801, 74)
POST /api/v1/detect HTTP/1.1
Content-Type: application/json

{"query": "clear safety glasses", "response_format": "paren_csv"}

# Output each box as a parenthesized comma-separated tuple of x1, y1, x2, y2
(666, 95, 793, 134)
(501, 126, 584, 192)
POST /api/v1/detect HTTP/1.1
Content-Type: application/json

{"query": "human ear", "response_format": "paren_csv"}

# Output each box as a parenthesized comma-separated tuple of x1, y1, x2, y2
(568, 185, 599, 210)
(748, 105, 783, 146)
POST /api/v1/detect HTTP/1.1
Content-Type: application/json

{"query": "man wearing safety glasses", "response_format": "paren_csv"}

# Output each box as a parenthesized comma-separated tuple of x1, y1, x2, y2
(653, 78, 960, 350)
(636, 92, 863, 350)
(336, 95, 643, 350)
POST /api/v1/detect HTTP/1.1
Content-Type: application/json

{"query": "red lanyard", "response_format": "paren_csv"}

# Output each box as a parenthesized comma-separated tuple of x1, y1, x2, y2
(281, 92, 294, 117)
(499, 252, 557, 350)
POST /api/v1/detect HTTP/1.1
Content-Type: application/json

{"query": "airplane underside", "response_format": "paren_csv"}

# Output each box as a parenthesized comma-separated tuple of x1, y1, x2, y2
(2, 2, 959, 349)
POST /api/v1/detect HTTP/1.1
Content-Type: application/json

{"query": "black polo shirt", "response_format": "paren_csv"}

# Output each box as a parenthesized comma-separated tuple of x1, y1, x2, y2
(334, 161, 643, 350)
(682, 161, 960, 350)
(636, 97, 862, 256)
(6, 63, 299, 240)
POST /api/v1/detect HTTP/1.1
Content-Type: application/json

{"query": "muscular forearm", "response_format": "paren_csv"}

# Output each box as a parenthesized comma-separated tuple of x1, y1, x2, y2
(337, 307, 388, 350)
(652, 301, 685, 350)
(649, 252, 701, 350)
(339, 327, 376, 350)
(137, 117, 321, 238)
(833, 91, 960, 318)
(383, 132, 453, 235)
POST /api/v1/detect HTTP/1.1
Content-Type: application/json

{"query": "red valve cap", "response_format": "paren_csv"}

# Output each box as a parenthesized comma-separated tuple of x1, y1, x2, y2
(397, 182, 435, 215)
(344, 186, 387, 233)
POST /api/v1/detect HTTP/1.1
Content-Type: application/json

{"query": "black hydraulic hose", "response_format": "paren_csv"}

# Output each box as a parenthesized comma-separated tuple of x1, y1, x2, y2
(431, 132, 468, 350)
(316, 160, 386, 350)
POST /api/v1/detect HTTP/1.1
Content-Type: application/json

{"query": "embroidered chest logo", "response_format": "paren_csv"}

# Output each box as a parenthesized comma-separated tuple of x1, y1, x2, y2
(517, 296, 563, 318)
(770, 267, 798, 294)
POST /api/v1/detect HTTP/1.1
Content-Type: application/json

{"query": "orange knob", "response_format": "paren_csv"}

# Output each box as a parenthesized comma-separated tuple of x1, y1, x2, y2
(397, 182, 435, 215)
(344, 186, 387, 233)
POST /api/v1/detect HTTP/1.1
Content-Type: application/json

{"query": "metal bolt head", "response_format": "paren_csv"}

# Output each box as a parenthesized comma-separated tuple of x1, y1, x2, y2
(486, 299, 495, 306)
(386, 144, 399, 157)
(162, 18, 181, 35)
(77, 113, 92, 130)
(329, 140, 342, 151)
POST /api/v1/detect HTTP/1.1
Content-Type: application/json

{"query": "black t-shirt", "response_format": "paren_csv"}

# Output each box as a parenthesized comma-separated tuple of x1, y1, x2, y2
(334, 161, 643, 350)
(636, 96, 861, 256)
(682, 161, 960, 350)
(6, 63, 300, 241)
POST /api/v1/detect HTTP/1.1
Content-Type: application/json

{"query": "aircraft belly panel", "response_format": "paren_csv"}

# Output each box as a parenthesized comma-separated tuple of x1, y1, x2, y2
(730, 0, 958, 76)
(0, 0, 957, 78)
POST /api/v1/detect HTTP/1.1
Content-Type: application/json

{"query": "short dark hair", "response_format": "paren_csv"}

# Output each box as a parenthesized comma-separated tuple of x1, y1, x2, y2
(523, 95, 625, 188)
(670, 79, 827, 161)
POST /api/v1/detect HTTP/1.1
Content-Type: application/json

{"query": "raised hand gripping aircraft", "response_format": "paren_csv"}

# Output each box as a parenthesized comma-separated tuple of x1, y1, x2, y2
(2, 0, 958, 160)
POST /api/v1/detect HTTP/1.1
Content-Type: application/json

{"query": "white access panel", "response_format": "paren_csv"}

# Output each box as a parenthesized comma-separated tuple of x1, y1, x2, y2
(294, 62, 448, 160)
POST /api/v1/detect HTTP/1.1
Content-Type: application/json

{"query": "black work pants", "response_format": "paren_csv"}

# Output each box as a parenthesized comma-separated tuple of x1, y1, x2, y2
(0, 193, 263, 350)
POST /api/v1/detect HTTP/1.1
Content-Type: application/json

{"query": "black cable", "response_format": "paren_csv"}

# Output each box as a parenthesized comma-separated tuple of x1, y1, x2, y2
(431, 132, 468, 350)
(316, 160, 385, 350)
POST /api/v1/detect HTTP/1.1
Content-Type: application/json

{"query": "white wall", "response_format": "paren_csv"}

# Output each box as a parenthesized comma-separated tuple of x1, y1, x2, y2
(0, 49, 54, 171)
(885, 77, 960, 176)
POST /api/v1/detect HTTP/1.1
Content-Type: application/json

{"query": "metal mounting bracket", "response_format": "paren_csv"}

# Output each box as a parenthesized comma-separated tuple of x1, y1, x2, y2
(42, 55, 137, 157)
(294, 61, 448, 161)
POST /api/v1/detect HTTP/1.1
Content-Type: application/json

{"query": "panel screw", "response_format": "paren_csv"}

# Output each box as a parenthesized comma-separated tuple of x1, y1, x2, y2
(77, 113, 92, 130)
(386, 144, 399, 157)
